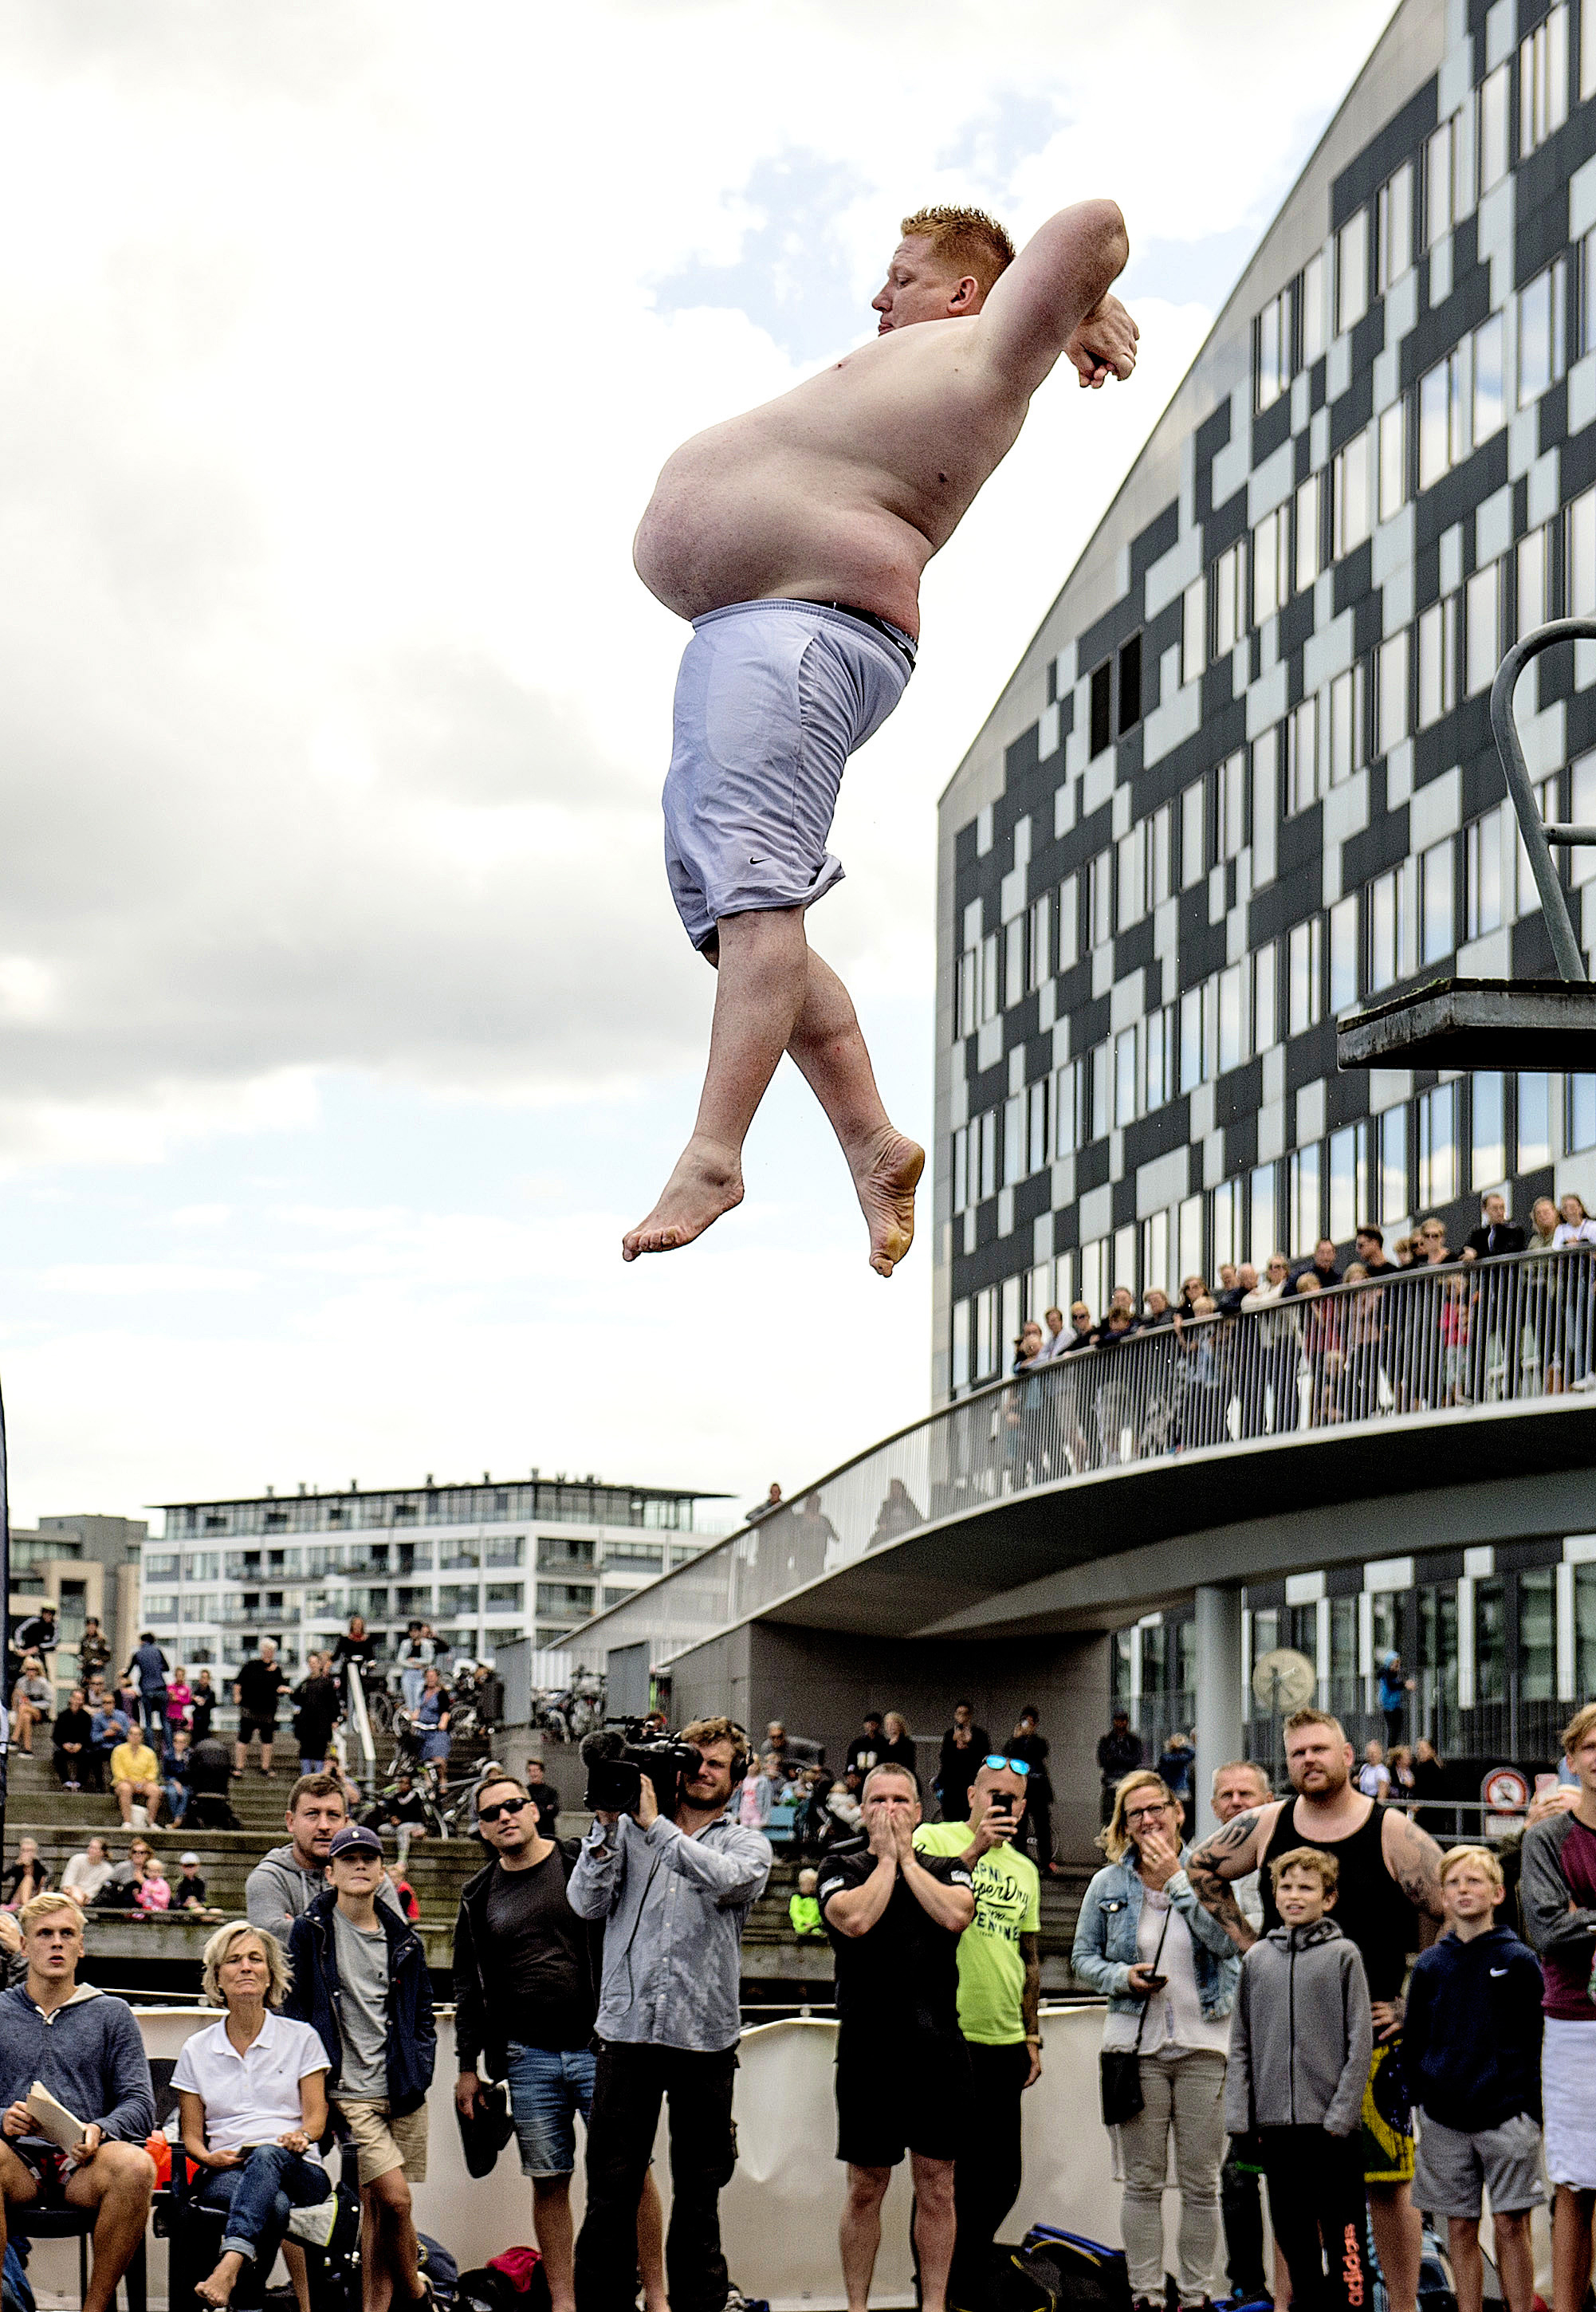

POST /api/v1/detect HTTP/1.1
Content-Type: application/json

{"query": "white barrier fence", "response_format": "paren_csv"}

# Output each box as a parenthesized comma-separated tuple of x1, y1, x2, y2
(22, 2003, 1555, 2308)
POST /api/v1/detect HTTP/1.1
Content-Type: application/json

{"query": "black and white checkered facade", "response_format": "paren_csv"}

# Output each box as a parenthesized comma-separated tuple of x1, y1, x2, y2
(934, 0, 1596, 1398)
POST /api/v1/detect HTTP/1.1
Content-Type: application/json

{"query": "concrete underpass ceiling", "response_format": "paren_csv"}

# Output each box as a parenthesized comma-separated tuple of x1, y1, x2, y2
(753, 1398, 1596, 1645)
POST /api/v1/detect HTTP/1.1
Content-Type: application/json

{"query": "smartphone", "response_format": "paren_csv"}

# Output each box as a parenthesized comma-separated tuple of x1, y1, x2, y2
(1140, 1972, 1168, 1991)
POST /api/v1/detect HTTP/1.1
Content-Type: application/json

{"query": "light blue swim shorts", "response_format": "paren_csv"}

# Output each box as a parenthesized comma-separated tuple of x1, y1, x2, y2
(662, 597, 914, 953)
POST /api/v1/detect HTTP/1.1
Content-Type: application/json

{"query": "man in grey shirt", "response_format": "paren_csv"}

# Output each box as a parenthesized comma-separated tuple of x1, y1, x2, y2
(569, 1716, 771, 2312)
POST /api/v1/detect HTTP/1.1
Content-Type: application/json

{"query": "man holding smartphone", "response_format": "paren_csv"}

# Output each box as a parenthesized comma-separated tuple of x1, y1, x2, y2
(915, 1758, 1042, 2312)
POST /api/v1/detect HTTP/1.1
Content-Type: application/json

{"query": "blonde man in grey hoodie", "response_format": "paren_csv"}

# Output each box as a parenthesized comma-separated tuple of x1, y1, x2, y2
(1225, 1848, 1374, 2312)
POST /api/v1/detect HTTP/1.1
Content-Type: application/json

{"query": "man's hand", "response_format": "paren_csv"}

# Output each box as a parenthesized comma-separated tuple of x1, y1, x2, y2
(1, 2102, 32, 2141)
(1024, 2044, 1042, 2089)
(455, 2073, 485, 2124)
(891, 1813, 916, 1866)
(205, 2145, 245, 2171)
(277, 2128, 309, 2157)
(866, 1808, 898, 1864)
(635, 1772, 659, 1830)
(1066, 292, 1138, 389)
(71, 2124, 104, 2165)
(1370, 1997, 1404, 2043)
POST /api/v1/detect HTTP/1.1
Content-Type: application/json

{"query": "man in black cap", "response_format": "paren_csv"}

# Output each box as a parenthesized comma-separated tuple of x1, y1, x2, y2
(1096, 1708, 1143, 1826)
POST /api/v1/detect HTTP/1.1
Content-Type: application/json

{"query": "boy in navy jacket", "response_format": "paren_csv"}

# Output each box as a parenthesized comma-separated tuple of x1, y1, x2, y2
(1404, 1846, 1544, 2312)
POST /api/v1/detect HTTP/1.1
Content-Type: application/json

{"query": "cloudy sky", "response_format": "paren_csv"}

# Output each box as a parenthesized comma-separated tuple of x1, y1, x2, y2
(0, 0, 1397, 1534)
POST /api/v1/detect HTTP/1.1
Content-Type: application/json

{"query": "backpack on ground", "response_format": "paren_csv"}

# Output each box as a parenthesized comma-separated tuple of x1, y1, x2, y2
(417, 2233, 459, 2304)
(989, 2227, 1133, 2312)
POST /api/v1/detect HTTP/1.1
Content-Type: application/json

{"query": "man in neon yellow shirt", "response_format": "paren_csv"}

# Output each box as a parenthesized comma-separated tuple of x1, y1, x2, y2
(108, 1735, 163, 1826)
(914, 1757, 1041, 2310)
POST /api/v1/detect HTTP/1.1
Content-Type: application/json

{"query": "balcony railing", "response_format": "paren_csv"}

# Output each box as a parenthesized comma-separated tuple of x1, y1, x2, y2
(585, 1244, 1596, 1665)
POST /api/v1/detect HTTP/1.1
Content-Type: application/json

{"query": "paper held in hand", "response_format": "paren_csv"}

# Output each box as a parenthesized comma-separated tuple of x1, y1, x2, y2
(26, 2082, 85, 2151)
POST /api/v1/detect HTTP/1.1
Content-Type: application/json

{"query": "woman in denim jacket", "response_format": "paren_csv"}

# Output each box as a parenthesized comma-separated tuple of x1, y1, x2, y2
(1072, 1770, 1240, 2312)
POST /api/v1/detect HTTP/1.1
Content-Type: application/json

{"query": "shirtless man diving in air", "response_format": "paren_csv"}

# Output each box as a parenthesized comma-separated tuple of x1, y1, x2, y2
(623, 199, 1138, 1273)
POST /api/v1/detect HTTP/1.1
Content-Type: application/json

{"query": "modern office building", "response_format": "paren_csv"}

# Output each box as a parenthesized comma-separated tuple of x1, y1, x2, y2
(572, 0, 1596, 1842)
(148, 1473, 723, 1676)
(6, 1514, 146, 1698)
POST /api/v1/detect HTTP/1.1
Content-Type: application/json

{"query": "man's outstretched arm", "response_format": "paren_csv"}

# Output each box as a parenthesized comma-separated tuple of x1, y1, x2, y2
(1185, 1807, 1269, 1952)
(976, 198, 1135, 398)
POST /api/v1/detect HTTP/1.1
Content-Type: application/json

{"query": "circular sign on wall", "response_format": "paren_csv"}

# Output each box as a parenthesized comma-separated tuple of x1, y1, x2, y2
(1482, 1766, 1530, 1834)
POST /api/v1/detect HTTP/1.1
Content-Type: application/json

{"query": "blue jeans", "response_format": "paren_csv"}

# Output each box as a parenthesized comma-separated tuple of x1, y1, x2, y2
(400, 1667, 425, 1711)
(505, 2041, 596, 2179)
(140, 1691, 167, 1738)
(196, 2143, 329, 2270)
(163, 1779, 188, 1823)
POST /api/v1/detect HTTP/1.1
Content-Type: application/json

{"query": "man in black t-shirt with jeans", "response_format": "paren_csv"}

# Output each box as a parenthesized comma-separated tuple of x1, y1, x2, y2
(819, 1762, 975, 2312)
(454, 1775, 664, 2312)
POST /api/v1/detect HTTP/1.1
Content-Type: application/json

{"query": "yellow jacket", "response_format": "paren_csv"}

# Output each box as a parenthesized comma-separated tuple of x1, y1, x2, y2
(109, 1741, 159, 1785)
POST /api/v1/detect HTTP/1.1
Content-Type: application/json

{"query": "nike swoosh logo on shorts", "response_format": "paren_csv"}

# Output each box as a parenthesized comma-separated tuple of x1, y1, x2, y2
(1489, 1967, 1508, 1976)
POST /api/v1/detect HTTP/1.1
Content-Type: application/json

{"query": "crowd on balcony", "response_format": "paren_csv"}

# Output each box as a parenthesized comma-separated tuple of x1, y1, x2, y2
(984, 1193, 1596, 1475)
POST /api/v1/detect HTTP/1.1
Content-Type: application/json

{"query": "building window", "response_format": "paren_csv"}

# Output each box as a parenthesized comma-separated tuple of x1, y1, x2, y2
(1465, 562, 1502, 697)
(1519, 261, 1567, 407)
(1520, 1072, 1552, 1170)
(1249, 1163, 1278, 1266)
(1181, 778, 1207, 887)
(1028, 891, 1052, 989)
(1217, 964, 1246, 1073)
(1090, 660, 1113, 753)
(1114, 1028, 1138, 1127)
(1473, 315, 1505, 444)
(1375, 163, 1413, 292)
(1089, 851, 1113, 947)
(1332, 429, 1372, 560)
(1287, 917, 1323, 1035)
(1253, 503, 1291, 622)
(1286, 694, 1320, 816)
(1368, 859, 1416, 993)
(1003, 1091, 1024, 1187)
(146, 1555, 179, 1583)
(1028, 1075, 1050, 1170)
(1417, 598, 1456, 728)
(1420, 836, 1455, 965)
(951, 1300, 969, 1390)
(1213, 543, 1246, 659)
(1328, 1122, 1367, 1241)
(1472, 1071, 1506, 1185)
(484, 1582, 523, 1609)
(1418, 349, 1465, 489)
(1151, 804, 1173, 906)
(1058, 875, 1080, 970)
(1253, 941, 1278, 1051)
(1520, 7, 1569, 155)
(1329, 895, 1359, 1012)
(1336, 209, 1369, 335)
(1465, 804, 1508, 938)
(1145, 1007, 1173, 1112)
(1378, 399, 1406, 524)
(1418, 1083, 1458, 1205)
(1378, 1103, 1409, 1222)
(1217, 750, 1247, 861)
(1295, 473, 1321, 592)
(1569, 1073, 1596, 1153)
(1377, 629, 1409, 754)
(1519, 524, 1551, 639)
(1569, 486, 1596, 617)
(1425, 113, 1458, 247)
(1256, 281, 1293, 411)
(1289, 1142, 1322, 1255)
(1182, 577, 1205, 683)
(1327, 665, 1365, 786)
(1118, 632, 1142, 730)
(1478, 61, 1511, 194)
(1117, 824, 1146, 927)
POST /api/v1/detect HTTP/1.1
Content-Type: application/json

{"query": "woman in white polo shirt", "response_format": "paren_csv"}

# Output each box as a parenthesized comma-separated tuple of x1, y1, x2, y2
(171, 1921, 332, 2309)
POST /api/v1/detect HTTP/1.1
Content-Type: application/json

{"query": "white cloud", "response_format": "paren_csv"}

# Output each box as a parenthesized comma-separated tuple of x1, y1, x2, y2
(0, 0, 1399, 1521)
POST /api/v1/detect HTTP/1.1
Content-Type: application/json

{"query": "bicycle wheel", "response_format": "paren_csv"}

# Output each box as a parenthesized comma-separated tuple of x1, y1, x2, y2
(367, 1690, 394, 1735)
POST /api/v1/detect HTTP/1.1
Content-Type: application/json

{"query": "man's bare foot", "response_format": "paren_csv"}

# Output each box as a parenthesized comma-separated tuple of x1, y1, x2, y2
(623, 1138, 744, 1260)
(853, 1130, 923, 1276)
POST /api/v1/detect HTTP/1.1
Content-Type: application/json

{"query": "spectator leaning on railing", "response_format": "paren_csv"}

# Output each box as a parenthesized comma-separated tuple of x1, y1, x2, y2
(1519, 1700, 1596, 2312)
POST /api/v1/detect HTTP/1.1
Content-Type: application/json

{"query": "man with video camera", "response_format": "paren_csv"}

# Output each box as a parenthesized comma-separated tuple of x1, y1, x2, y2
(569, 1715, 772, 2312)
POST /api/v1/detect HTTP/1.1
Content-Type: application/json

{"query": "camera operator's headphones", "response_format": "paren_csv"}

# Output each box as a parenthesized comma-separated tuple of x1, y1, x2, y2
(725, 1720, 751, 1787)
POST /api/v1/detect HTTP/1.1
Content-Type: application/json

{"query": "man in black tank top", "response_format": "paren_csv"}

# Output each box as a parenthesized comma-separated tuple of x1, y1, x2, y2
(1187, 1708, 1445, 2312)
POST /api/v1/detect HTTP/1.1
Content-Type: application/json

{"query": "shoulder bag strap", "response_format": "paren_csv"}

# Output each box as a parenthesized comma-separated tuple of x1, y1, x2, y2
(1130, 1896, 1175, 2052)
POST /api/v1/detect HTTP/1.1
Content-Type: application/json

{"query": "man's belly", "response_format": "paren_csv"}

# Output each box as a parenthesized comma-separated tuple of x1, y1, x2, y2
(634, 442, 930, 637)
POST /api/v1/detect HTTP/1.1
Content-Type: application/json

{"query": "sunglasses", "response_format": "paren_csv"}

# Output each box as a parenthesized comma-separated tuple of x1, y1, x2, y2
(478, 1796, 529, 1824)
(982, 1755, 1032, 1776)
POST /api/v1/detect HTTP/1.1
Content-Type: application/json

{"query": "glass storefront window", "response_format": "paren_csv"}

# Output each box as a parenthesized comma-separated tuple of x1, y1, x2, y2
(1142, 1623, 1169, 1693)
(1576, 1565, 1596, 1697)
(1177, 1618, 1197, 1697)
(1476, 1576, 1507, 1703)
(1287, 1602, 1319, 1665)
(1112, 1629, 1134, 1699)
(1519, 1568, 1557, 1701)
(1252, 1608, 1280, 1666)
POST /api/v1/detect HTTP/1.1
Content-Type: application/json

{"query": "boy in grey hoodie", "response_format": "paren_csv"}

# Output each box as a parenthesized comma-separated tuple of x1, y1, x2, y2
(1225, 1847, 1374, 2312)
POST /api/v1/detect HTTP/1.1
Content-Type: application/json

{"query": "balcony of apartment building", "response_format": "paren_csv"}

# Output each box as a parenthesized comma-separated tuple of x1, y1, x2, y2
(580, 1246, 1596, 1851)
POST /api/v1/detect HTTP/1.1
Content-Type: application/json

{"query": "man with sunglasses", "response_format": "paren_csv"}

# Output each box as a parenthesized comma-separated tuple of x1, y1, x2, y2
(914, 1757, 1040, 2312)
(454, 1775, 666, 2312)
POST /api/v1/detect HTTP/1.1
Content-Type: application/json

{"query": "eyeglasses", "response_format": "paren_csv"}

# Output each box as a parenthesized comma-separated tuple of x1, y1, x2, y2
(1124, 1803, 1174, 1826)
(981, 1755, 1031, 1776)
(477, 1796, 529, 1824)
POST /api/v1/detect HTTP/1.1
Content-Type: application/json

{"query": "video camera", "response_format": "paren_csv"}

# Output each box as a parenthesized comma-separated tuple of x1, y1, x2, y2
(581, 1716, 702, 1816)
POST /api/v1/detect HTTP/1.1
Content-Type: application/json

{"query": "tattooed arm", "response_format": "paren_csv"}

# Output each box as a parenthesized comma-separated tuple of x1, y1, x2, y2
(1183, 1802, 1278, 1952)
(1382, 1804, 1446, 1941)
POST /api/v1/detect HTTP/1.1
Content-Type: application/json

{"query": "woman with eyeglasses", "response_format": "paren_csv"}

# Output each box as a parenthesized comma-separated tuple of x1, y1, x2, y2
(1240, 1253, 1299, 1438)
(1072, 1769, 1241, 2312)
(1552, 1192, 1596, 1386)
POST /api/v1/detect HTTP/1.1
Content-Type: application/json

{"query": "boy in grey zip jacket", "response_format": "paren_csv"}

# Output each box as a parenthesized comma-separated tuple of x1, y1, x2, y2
(1225, 1847, 1374, 2312)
